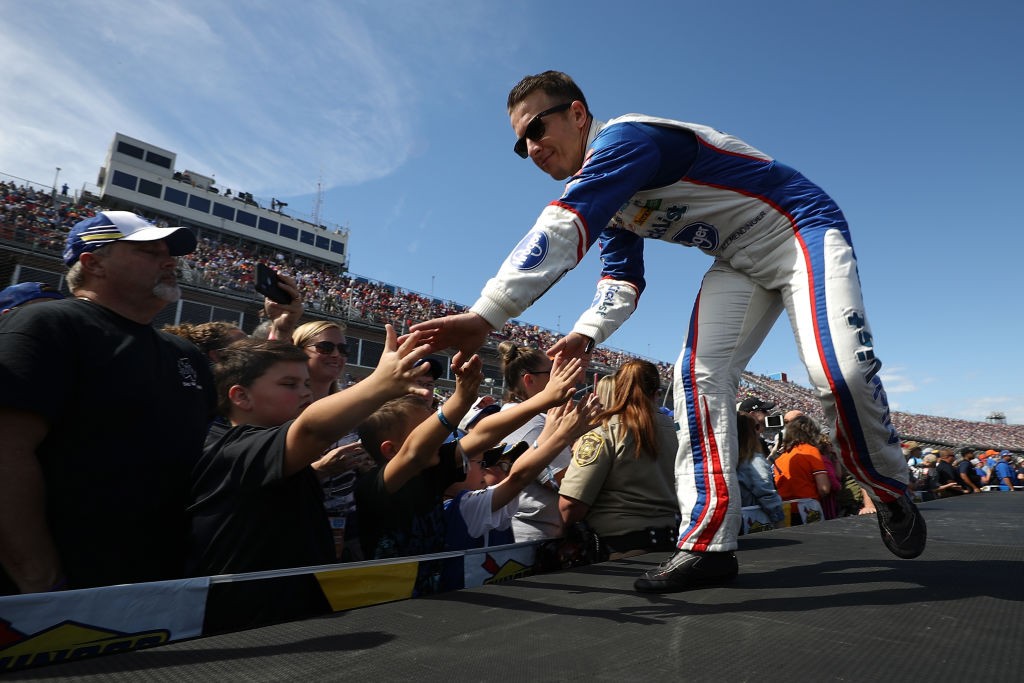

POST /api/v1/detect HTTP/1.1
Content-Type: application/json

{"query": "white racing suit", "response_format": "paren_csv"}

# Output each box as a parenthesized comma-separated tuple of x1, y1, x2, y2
(470, 114, 907, 552)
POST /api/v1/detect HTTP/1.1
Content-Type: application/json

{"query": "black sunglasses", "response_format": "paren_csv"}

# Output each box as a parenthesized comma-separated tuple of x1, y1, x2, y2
(514, 102, 573, 158)
(308, 341, 349, 356)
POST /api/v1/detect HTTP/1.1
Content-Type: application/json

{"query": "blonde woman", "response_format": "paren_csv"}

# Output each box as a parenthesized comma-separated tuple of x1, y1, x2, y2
(293, 320, 348, 400)
(292, 319, 367, 560)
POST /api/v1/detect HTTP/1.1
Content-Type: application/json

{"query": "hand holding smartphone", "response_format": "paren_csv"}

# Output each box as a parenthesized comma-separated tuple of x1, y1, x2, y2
(255, 262, 292, 304)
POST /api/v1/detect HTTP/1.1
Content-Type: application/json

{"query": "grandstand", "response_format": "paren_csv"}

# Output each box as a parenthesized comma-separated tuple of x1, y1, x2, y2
(738, 373, 1024, 451)
(4, 143, 1024, 451)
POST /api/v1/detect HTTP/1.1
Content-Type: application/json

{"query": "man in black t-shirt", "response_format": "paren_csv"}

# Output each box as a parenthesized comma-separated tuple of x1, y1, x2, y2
(933, 450, 966, 498)
(0, 211, 215, 594)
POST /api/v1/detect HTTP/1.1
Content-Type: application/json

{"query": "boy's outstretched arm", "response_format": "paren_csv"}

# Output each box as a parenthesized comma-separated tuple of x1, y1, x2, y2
(489, 394, 602, 511)
(382, 353, 484, 493)
(461, 356, 584, 457)
(284, 324, 431, 476)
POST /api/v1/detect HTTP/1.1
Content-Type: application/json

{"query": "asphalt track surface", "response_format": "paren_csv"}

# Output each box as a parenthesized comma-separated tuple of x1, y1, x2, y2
(11, 494, 1023, 682)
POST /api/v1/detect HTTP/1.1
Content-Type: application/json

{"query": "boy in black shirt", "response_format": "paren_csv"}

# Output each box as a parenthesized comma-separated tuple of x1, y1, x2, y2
(187, 324, 432, 576)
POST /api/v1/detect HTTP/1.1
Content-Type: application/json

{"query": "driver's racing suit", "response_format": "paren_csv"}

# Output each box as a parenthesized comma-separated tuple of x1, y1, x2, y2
(469, 114, 907, 551)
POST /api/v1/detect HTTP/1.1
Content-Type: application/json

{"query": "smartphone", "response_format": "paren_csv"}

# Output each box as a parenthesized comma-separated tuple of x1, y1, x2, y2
(255, 262, 292, 304)
(764, 414, 785, 429)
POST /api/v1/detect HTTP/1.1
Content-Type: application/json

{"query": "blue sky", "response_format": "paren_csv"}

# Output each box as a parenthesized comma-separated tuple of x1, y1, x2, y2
(2, 1, 1022, 422)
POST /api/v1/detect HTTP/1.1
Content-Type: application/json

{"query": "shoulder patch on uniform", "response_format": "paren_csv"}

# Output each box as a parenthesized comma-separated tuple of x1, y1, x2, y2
(574, 432, 604, 467)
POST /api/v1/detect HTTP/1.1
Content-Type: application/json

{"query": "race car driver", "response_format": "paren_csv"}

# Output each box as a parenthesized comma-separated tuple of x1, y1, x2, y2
(411, 70, 926, 593)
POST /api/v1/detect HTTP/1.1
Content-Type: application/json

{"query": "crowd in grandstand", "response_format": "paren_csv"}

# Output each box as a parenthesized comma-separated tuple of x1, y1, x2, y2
(2, 178, 671, 379)
(736, 376, 1024, 451)
(1, 180, 98, 252)
(3, 177, 1023, 451)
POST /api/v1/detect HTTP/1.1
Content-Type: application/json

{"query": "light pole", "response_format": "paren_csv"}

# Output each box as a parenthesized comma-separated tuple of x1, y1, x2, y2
(52, 167, 61, 199)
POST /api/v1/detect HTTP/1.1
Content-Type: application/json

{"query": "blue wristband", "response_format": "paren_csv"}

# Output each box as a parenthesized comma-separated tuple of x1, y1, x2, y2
(437, 408, 458, 435)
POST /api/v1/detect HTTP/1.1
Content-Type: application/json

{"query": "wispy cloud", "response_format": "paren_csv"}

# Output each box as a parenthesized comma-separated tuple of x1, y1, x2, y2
(0, 8, 164, 189)
(1, 1, 508, 196)
(940, 395, 1024, 426)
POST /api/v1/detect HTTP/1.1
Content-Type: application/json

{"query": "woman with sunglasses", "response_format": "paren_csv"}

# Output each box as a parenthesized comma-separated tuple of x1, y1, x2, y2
(558, 361, 679, 561)
(292, 320, 369, 561)
(293, 320, 348, 400)
(495, 340, 569, 541)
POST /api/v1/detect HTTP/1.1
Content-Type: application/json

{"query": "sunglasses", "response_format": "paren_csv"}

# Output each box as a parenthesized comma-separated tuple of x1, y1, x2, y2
(484, 460, 513, 473)
(308, 341, 349, 356)
(514, 102, 573, 158)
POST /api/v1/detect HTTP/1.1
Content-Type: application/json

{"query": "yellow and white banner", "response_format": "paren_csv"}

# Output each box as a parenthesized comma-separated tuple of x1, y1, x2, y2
(0, 577, 208, 672)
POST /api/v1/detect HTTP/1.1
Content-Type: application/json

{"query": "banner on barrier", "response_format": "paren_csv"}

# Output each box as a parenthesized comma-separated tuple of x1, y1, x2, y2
(316, 560, 420, 612)
(0, 577, 208, 673)
(0, 539, 569, 672)
(464, 544, 537, 588)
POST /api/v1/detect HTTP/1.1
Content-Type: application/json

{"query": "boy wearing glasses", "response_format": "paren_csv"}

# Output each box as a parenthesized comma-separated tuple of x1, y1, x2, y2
(412, 70, 925, 593)
(442, 396, 600, 554)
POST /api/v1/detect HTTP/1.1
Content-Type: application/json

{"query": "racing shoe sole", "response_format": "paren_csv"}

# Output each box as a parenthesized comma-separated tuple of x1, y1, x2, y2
(634, 550, 738, 594)
(876, 493, 927, 559)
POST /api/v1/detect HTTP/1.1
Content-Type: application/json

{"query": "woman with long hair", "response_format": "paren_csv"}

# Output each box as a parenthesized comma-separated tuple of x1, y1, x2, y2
(815, 433, 843, 519)
(773, 415, 832, 507)
(559, 360, 678, 559)
(736, 412, 784, 526)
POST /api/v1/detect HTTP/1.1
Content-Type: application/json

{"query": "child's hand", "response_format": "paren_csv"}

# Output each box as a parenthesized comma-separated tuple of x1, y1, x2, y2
(548, 393, 603, 443)
(451, 352, 484, 401)
(312, 440, 371, 476)
(574, 392, 604, 436)
(369, 324, 433, 399)
(536, 355, 584, 408)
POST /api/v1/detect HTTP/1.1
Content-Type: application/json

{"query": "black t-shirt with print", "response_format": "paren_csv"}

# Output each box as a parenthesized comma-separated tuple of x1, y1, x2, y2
(0, 298, 215, 593)
(187, 420, 335, 576)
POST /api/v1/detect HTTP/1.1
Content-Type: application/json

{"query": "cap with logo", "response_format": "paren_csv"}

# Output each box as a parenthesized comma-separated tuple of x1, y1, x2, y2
(482, 441, 530, 468)
(458, 401, 502, 432)
(63, 211, 197, 266)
